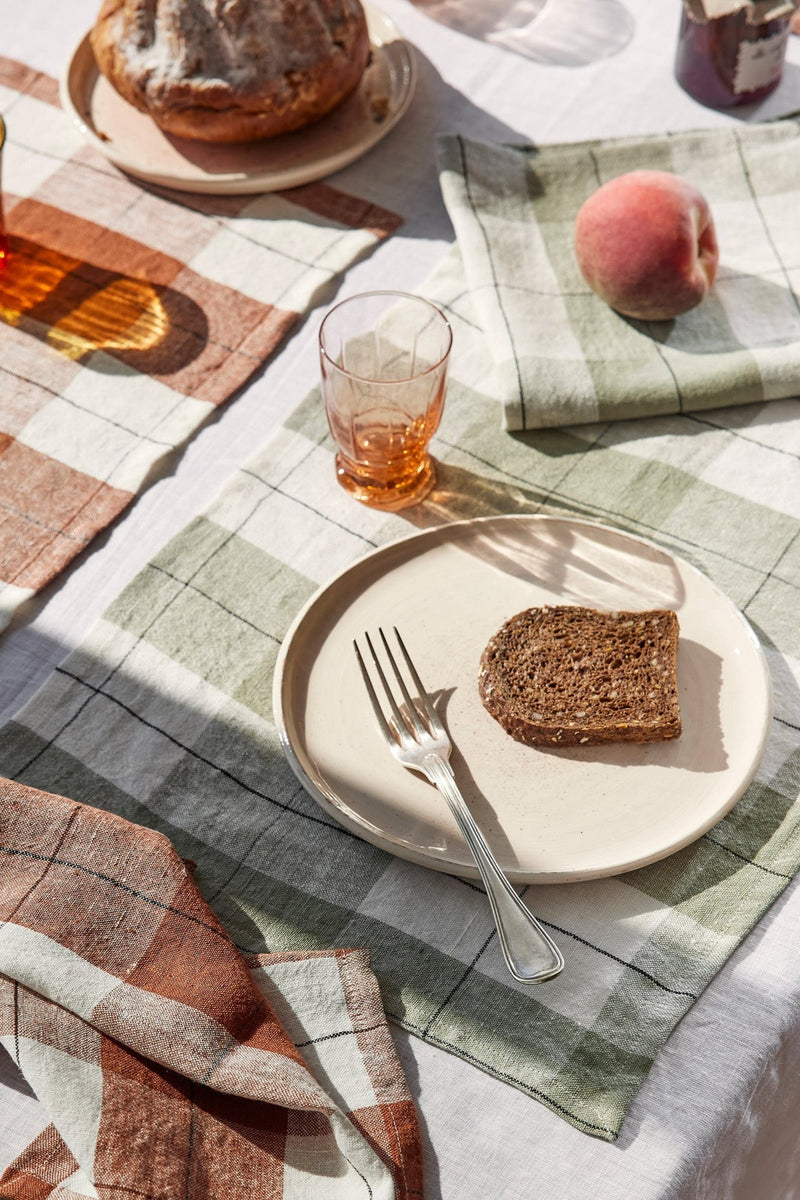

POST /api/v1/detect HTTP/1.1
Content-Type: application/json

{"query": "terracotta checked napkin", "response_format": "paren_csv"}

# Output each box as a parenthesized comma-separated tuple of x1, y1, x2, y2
(435, 123, 800, 429)
(0, 57, 400, 629)
(0, 776, 422, 1199)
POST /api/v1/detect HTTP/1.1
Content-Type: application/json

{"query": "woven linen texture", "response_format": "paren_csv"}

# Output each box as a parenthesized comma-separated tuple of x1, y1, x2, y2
(2, 129, 799, 1143)
(0, 57, 400, 628)
(2, 377, 798, 1141)
(437, 124, 800, 430)
(0, 777, 422, 1199)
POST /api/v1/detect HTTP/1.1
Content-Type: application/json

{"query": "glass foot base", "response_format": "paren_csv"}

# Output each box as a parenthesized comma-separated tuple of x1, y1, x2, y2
(335, 456, 436, 511)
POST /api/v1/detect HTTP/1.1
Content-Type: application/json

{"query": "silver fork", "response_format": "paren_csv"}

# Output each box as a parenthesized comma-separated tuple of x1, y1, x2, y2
(354, 627, 564, 985)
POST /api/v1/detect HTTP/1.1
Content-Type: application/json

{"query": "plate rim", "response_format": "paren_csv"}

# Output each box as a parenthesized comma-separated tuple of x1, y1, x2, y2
(273, 511, 774, 882)
(58, 3, 416, 195)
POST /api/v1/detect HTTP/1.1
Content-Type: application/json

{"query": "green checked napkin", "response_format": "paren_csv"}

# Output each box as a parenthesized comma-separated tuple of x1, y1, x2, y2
(436, 122, 800, 429)
(2, 306, 799, 1141)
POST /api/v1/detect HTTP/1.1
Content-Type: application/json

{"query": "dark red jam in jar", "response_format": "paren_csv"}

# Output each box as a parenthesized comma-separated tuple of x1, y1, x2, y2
(675, 3, 791, 108)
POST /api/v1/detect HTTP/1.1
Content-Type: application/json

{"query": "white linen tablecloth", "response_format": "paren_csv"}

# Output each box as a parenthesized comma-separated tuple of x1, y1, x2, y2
(2, 2, 800, 1196)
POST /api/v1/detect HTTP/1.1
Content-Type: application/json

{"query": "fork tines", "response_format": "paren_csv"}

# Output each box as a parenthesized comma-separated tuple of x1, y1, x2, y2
(354, 627, 439, 744)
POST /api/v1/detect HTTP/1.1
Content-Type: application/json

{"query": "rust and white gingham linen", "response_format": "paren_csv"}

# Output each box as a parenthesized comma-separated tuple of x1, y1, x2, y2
(0, 57, 400, 630)
(0, 776, 423, 1200)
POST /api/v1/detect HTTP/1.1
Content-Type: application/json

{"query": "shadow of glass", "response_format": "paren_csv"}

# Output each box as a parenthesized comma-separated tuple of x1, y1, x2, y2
(409, 0, 634, 65)
(0, 234, 208, 374)
(400, 458, 687, 611)
(402, 457, 553, 527)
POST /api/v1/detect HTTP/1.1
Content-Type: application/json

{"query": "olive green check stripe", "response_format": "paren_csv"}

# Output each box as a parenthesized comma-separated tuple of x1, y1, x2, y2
(437, 122, 800, 430)
(2, 344, 799, 1141)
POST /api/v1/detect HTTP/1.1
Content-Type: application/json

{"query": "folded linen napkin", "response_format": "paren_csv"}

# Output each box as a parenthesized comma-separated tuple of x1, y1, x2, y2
(0, 776, 422, 1199)
(0, 57, 400, 629)
(436, 123, 800, 430)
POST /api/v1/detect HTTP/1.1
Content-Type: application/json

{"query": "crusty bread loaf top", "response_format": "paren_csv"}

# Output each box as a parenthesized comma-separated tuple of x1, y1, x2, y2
(90, 0, 371, 142)
(478, 604, 681, 748)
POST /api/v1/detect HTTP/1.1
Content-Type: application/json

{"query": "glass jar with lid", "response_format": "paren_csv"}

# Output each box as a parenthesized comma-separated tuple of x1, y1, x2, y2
(675, 0, 797, 108)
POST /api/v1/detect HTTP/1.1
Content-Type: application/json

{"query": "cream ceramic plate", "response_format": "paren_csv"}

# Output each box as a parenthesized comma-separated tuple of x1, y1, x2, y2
(274, 515, 773, 883)
(59, 5, 415, 194)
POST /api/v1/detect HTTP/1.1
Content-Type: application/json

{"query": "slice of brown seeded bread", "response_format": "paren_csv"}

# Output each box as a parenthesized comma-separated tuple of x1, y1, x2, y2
(478, 605, 681, 747)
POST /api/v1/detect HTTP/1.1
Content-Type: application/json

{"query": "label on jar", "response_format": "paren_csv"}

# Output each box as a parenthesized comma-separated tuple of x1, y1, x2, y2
(733, 26, 790, 94)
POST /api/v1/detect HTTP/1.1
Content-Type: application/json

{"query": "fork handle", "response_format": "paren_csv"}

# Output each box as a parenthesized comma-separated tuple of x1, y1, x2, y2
(423, 754, 564, 984)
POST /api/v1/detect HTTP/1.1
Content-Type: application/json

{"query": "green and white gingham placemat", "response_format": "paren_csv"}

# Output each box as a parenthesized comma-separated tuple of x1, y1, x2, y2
(2, 127, 800, 1141)
(437, 122, 800, 430)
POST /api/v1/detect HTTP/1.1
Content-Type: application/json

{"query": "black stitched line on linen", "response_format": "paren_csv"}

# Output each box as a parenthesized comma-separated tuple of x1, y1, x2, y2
(0, 843, 230, 940)
(0, 496, 87, 541)
(587, 148, 603, 190)
(13, 982, 19, 1067)
(643, 336, 685, 414)
(58, 393, 177, 447)
(3, 379, 189, 597)
(203, 782, 307, 903)
(3, 363, 62, 404)
(269, 227, 354, 310)
(686, 412, 800, 462)
(49, 665, 359, 845)
(239, 465, 380, 547)
(434, 433, 800, 593)
(457, 134, 527, 427)
(5, 133, 349, 294)
(148, 563, 282, 641)
(734, 127, 800, 320)
(87, 1184, 151, 1198)
(1, 367, 175, 448)
(421, 929, 497, 1036)
(539, 921, 700, 999)
(416, 887, 699, 1007)
(3, 806, 81, 929)
(12, 445, 313, 779)
(387, 1009, 619, 1137)
(343, 1155, 373, 1200)
(743, 527, 800, 613)
(425, 287, 483, 333)
(702, 834, 795, 880)
(294, 1020, 387, 1049)
(454, 876, 485, 894)
(461, 262, 800, 301)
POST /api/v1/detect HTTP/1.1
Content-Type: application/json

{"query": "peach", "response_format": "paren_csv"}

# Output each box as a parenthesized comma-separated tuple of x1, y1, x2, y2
(573, 170, 719, 321)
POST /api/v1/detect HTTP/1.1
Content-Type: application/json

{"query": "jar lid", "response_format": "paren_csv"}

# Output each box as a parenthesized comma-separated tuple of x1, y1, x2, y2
(684, 0, 798, 19)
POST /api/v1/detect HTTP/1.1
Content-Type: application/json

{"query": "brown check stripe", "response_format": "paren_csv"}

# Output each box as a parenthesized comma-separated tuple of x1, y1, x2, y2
(0, 56, 401, 623)
(0, 777, 423, 1200)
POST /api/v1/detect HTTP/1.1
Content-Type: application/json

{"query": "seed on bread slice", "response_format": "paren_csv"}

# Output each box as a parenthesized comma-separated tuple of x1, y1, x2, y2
(478, 605, 681, 747)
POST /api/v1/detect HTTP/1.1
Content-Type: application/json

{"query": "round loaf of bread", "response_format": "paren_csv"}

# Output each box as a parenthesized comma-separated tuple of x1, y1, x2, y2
(90, 0, 372, 143)
(478, 605, 681, 748)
